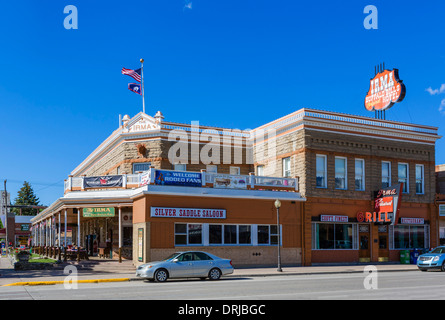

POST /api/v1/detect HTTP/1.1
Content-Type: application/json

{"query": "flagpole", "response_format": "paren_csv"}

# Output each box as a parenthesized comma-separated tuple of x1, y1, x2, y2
(140, 58, 146, 114)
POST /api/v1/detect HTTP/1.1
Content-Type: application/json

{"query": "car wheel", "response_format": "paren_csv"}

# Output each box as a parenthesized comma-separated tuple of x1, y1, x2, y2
(208, 268, 222, 280)
(441, 262, 445, 272)
(154, 269, 169, 282)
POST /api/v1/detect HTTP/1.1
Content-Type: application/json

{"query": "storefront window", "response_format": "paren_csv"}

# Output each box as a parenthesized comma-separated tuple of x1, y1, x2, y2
(209, 225, 222, 244)
(175, 224, 187, 245)
(313, 223, 354, 249)
(224, 225, 237, 244)
(238, 225, 251, 244)
(393, 225, 427, 249)
(188, 224, 202, 244)
(257, 226, 269, 244)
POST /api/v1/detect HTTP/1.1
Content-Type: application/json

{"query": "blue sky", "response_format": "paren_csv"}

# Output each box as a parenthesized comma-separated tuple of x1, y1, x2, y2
(1, 0, 444, 206)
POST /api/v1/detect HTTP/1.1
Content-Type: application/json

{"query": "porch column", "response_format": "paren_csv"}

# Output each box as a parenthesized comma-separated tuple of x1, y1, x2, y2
(64, 209, 67, 246)
(77, 207, 81, 262)
(118, 207, 122, 263)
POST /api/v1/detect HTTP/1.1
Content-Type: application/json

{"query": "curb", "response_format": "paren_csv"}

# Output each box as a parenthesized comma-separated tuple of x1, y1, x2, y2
(3, 278, 131, 287)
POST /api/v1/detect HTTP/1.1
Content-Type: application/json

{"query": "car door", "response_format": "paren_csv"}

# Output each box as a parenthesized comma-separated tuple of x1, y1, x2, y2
(192, 252, 215, 277)
(169, 252, 195, 278)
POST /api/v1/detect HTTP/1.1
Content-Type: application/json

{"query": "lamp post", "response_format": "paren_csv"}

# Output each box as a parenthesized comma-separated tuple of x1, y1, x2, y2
(274, 199, 282, 272)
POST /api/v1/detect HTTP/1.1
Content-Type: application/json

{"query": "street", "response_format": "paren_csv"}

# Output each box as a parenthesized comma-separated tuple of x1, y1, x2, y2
(1, 270, 445, 300)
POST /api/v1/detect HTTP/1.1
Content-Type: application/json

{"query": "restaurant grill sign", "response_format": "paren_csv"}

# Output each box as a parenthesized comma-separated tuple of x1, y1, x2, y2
(365, 68, 406, 112)
(357, 183, 403, 225)
(83, 175, 123, 189)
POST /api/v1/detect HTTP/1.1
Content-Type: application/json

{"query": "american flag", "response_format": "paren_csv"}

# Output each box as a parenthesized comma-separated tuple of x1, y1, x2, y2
(121, 67, 142, 82)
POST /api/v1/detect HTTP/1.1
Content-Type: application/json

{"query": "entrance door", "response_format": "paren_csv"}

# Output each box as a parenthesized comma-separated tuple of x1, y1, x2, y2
(359, 224, 370, 262)
(378, 225, 389, 262)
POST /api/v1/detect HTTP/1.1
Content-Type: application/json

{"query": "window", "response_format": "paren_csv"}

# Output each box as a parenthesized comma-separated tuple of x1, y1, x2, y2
(224, 225, 237, 244)
(398, 163, 409, 193)
(316, 155, 327, 188)
(206, 165, 217, 174)
(335, 157, 347, 190)
(415, 164, 424, 194)
(209, 225, 222, 244)
(175, 224, 187, 245)
(355, 159, 365, 191)
(313, 223, 354, 249)
(393, 225, 427, 249)
(382, 161, 391, 188)
(174, 223, 202, 245)
(238, 225, 251, 244)
(188, 224, 202, 244)
(257, 165, 264, 176)
(176, 223, 278, 246)
(133, 162, 151, 173)
(230, 166, 240, 175)
(282, 157, 291, 177)
(174, 163, 187, 171)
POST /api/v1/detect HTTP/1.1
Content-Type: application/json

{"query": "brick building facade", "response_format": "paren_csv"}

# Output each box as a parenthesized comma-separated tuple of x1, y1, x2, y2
(31, 108, 441, 266)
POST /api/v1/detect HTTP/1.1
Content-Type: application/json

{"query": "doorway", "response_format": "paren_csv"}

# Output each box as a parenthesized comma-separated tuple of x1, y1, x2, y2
(378, 225, 389, 262)
(359, 224, 371, 262)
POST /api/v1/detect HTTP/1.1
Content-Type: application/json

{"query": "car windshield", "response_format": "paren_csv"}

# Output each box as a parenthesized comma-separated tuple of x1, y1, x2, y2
(430, 248, 445, 254)
(162, 253, 182, 261)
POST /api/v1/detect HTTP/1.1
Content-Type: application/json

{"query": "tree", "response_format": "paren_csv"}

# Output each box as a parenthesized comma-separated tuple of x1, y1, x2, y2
(12, 181, 40, 216)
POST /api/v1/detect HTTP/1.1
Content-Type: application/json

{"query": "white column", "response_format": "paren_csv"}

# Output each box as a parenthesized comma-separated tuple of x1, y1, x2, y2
(64, 209, 67, 246)
(58, 212, 61, 247)
(77, 208, 81, 247)
(118, 207, 122, 249)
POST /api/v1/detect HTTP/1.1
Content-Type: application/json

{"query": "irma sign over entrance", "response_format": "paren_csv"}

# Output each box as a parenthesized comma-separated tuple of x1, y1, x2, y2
(365, 68, 406, 112)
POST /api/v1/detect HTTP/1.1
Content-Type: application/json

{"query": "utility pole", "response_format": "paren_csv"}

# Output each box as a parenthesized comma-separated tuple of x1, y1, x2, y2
(3, 180, 8, 249)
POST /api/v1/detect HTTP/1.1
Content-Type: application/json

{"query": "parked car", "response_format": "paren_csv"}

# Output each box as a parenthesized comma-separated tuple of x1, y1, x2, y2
(136, 251, 234, 282)
(417, 246, 445, 271)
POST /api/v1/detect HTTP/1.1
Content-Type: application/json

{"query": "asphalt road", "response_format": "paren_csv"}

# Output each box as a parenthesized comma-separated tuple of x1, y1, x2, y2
(1, 270, 445, 301)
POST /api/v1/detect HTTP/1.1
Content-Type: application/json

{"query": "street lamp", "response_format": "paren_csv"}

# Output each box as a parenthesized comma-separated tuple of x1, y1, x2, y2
(274, 199, 282, 272)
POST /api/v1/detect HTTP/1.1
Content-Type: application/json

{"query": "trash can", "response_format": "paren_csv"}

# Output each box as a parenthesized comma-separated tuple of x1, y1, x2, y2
(400, 250, 410, 264)
(410, 249, 419, 264)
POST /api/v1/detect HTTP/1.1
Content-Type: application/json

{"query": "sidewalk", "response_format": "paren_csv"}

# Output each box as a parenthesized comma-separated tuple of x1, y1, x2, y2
(0, 256, 419, 287)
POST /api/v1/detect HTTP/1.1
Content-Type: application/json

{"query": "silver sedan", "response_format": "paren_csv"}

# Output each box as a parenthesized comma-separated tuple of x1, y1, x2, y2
(135, 251, 234, 282)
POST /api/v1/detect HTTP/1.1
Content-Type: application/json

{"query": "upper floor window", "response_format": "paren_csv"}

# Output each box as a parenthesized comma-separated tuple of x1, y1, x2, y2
(257, 165, 264, 176)
(316, 155, 327, 188)
(355, 159, 365, 191)
(382, 161, 391, 188)
(206, 165, 218, 174)
(416, 164, 424, 194)
(230, 166, 240, 175)
(335, 157, 347, 190)
(133, 162, 151, 174)
(282, 157, 291, 177)
(398, 163, 409, 193)
(174, 163, 187, 171)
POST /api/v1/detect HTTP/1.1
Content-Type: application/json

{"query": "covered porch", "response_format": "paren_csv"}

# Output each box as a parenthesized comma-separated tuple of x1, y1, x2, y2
(30, 189, 138, 263)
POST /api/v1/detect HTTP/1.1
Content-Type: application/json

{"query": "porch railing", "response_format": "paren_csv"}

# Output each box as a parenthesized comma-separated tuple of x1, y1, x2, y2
(64, 169, 299, 193)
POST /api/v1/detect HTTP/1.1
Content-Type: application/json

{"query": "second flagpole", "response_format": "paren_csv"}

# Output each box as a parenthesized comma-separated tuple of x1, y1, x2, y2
(140, 58, 146, 114)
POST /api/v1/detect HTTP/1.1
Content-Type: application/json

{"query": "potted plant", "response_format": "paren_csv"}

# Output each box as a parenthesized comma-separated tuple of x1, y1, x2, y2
(16, 250, 31, 263)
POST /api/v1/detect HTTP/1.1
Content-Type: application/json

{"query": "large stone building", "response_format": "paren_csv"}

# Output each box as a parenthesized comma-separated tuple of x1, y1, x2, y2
(31, 108, 441, 266)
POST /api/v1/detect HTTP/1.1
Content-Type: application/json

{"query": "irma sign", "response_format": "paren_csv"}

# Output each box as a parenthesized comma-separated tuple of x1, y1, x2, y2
(365, 69, 406, 112)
